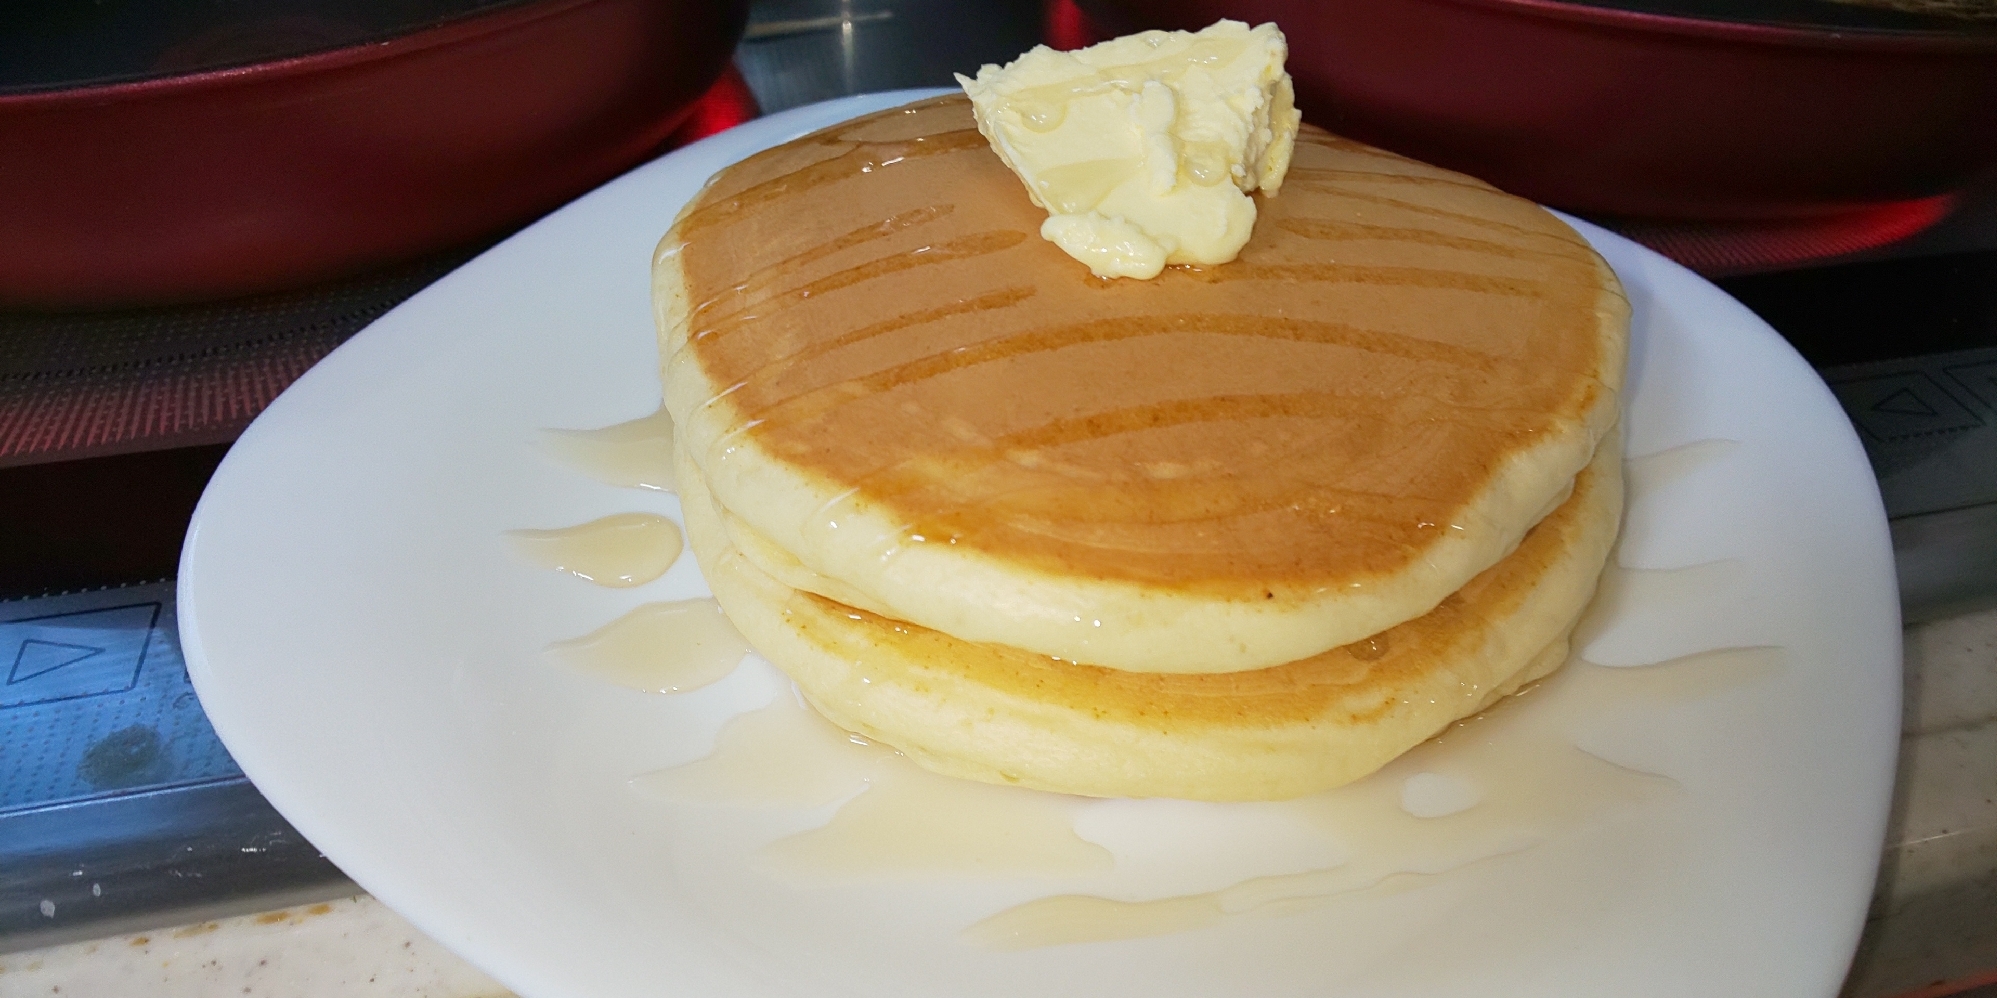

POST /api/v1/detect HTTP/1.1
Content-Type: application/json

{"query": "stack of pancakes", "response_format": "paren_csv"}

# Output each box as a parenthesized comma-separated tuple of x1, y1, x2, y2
(654, 95, 1629, 802)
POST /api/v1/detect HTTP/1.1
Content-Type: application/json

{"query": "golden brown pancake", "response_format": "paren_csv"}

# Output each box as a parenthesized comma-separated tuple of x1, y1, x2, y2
(678, 434, 1621, 801)
(656, 94, 1627, 675)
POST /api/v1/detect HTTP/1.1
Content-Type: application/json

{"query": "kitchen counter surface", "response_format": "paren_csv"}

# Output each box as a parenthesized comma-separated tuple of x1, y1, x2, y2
(5, 604, 1993, 998)
(1844, 604, 1997, 998)
(0, 896, 507, 997)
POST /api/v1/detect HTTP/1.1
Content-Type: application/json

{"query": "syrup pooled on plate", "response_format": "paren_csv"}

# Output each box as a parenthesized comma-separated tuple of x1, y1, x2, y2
(964, 645, 1781, 949)
(506, 512, 683, 587)
(526, 406, 750, 695)
(547, 599, 748, 694)
(627, 638, 1780, 948)
(637, 693, 1113, 881)
(630, 439, 1780, 948)
(537, 406, 677, 491)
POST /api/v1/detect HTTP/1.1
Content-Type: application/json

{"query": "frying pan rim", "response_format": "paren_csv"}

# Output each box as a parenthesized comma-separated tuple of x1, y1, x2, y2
(1432, 0, 1997, 51)
(0, 0, 612, 104)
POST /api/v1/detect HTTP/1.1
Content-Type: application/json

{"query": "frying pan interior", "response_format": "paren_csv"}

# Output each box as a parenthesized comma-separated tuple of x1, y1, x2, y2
(0, 0, 749, 308)
(1559, 0, 1997, 32)
(1, 0, 538, 93)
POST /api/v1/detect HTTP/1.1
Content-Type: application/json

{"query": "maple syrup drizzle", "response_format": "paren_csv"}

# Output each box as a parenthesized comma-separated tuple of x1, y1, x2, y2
(1291, 184, 1598, 247)
(536, 408, 677, 492)
(693, 231, 1028, 340)
(636, 694, 1112, 881)
(547, 599, 748, 694)
(1625, 439, 1740, 497)
(1284, 164, 1497, 193)
(672, 125, 986, 242)
(965, 645, 1783, 949)
(625, 299, 1762, 953)
(668, 95, 1620, 594)
(506, 513, 682, 588)
(685, 286, 1039, 442)
(717, 313, 1526, 467)
(1274, 217, 1596, 266)
(687, 204, 959, 325)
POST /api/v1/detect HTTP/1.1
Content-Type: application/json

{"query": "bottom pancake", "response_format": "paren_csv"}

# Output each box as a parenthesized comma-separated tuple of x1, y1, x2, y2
(677, 437, 1622, 801)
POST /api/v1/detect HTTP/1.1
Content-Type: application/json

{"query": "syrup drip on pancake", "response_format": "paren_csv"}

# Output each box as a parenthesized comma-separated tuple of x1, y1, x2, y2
(506, 513, 683, 587)
(537, 407, 677, 491)
(671, 95, 1622, 597)
(546, 599, 749, 694)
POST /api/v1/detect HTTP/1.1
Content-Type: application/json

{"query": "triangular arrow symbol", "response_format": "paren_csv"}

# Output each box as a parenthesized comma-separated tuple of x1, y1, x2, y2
(1872, 387, 1938, 418)
(8, 639, 106, 684)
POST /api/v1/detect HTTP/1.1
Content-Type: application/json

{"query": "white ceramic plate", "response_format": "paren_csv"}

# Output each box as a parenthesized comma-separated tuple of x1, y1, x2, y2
(181, 90, 1901, 998)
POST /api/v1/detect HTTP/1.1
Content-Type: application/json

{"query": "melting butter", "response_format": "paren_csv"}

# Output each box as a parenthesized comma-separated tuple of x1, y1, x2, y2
(538, 407, 676, 491)
(956, 20, 1300, 278)
(506, 513, 682, 587)
(548, 599, 748, 693)
(966, 646, 1783, 949)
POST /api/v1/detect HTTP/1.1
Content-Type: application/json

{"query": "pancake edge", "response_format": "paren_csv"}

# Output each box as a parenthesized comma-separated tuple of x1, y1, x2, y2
(677, 429, 1624, 801)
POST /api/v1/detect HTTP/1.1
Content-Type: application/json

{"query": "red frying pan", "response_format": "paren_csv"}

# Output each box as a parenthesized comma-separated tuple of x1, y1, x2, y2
(1068, 0, 1997, 223)
(0, 0, 748, 309)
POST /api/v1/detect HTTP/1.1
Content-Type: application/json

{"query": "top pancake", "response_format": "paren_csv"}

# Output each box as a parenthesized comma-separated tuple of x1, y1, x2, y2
(656, 94, 1628, 674)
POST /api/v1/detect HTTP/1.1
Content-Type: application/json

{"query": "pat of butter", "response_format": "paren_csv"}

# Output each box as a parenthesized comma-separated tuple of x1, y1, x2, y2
(956, 20, 1301, 280)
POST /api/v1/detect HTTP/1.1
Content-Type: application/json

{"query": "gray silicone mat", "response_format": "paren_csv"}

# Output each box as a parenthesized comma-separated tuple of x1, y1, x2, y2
(0, 583, 351, 951)
(1, 582, 239, 815)
(1824, 344, 1997, 520)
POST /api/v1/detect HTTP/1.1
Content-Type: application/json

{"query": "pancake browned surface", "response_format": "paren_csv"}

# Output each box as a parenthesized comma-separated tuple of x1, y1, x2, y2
(657, 93, 1626, 675)
(678, 436, 1621, 801)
